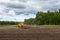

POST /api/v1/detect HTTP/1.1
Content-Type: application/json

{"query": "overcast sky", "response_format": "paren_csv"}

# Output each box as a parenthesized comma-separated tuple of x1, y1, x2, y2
(0, 0, 60, 22)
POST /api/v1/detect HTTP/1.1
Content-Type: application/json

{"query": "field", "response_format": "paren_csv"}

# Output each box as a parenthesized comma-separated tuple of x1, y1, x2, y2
(0, 25, 60, 40)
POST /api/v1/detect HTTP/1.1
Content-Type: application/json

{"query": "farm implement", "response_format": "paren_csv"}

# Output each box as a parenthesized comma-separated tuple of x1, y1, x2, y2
(18, 23, 30, 29)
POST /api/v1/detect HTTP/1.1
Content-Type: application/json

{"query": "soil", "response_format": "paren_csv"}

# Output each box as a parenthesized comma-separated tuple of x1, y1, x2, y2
(0, 26, 60, 40)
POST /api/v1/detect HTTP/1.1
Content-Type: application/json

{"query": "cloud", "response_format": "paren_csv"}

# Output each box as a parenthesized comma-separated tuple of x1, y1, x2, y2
(0, 0, 60, 22)
(7, 10, 15, 16)
(0, 2, 26, 9)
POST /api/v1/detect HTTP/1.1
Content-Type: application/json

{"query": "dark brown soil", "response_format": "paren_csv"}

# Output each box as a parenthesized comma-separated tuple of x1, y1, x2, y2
(0, 26, 60, 40)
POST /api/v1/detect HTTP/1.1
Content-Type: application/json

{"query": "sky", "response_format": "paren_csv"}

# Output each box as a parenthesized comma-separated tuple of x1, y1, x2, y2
(0, 0, 60, 22)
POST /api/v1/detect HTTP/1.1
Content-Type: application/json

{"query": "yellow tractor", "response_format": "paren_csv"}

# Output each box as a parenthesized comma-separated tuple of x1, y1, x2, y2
(18, 22, 30, 29)
(18, 23, 25, 28)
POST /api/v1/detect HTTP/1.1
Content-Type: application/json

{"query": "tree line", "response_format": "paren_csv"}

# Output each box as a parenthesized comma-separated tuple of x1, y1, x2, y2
(0, 21, 19, 25)
(24, 9, 60, 25)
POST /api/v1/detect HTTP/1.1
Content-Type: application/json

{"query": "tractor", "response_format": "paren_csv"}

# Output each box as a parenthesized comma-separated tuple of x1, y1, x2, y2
(18, 22, 30, 29)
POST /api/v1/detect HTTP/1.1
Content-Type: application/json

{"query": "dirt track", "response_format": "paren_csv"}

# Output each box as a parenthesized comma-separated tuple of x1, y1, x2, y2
(0, 26, 60, 40)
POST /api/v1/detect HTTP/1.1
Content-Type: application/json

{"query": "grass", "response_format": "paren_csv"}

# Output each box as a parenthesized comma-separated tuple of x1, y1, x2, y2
(0, 25, 60, 30)
(0, 25, 18, 30)
(29, 25, 60, 28)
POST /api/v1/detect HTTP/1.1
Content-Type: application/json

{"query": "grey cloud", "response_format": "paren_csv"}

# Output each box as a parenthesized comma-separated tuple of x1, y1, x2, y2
(42, 3, 60, 11)
(15, 12, 25, 15)
(8, 4, 26, 9)
(0, 2, 26, 9)
(0, 2, 26, 15)
(15, 10, 36, 15)
(10, 0, 28, 2)
(3, 8, 10, 13)
(49, 5, 60, 11)
(18, 0, 28, 2)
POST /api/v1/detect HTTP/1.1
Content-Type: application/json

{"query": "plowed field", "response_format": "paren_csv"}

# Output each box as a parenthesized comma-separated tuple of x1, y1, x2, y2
(0, 25, 60, 40)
